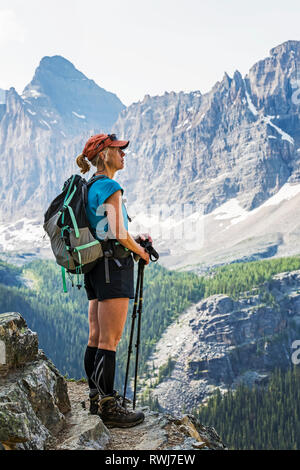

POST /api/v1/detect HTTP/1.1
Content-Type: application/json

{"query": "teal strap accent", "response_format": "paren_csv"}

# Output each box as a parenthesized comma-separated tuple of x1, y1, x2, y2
(63, 175, 76, 202)
(63, 185, 77, 208)
(67, 205, 80, 238)
(66, 270, 75, 287)
(74, 249, 83, 275)
(75, 266, 81, 285)
(114, 241, 129, 251)
(61, 225, 70, 238)
(77, 249, 82, 265)
(61, 185, 79, 239)
(61, 176, 76, 225)
(73, 240, 100, 250)
(61, 239, 71, 272)
(61, 266, 67, 293)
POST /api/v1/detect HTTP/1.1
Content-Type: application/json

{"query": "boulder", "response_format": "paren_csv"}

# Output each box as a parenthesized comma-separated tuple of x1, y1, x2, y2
(0, 312, 70, 449)
(0, 313, 38, 376)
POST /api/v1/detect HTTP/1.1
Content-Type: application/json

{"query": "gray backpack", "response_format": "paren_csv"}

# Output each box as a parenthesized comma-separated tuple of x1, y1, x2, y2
(43, 174, 130, 292)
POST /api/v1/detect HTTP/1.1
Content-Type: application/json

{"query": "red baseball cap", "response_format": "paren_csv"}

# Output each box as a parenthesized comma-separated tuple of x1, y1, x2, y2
(82, 133, 129, 161)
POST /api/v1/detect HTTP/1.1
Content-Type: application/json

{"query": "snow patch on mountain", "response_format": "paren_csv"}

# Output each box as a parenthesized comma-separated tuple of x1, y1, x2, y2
(22, 88, 42, 99)
(263, 182, 300, 206)
(0, 218, 48, 252)
(211, 199, 248, 222)
(245, 91, 258, 116)
(72, 111, 86, 119)
(245, 85, 294, 145)
(264, 115, 294, 145)
(40, 119, 51, 129)
(211, 182, 300, 227)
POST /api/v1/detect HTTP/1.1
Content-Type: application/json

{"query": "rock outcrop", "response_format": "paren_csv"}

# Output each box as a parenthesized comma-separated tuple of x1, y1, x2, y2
(0, 312, 226, 450)
(0, 313, 70, 449)
(139, 269, 300, 414)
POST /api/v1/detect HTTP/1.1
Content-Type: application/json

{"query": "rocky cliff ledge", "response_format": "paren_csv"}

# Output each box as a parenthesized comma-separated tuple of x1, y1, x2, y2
(0, 313, 226, 450)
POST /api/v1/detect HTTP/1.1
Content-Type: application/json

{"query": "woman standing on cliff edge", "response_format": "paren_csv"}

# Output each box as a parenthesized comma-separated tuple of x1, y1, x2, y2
(76, 133, 152, 428)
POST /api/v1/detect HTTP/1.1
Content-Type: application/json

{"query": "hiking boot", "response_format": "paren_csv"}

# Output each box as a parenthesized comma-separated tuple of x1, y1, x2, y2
(98, 395, 145, 428)
(89, 390, 131, 415)
(89, 391, 99, 415)
(113, 390, 132, 407)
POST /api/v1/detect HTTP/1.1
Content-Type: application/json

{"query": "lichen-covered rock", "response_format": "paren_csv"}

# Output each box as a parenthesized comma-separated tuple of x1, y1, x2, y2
(173, 415, 226, 450)
(54, 398, 110, 450)
(0, 389, 50, 449)
(0, 313, 38, 376)
(0, 401, 31, 446)
(0, 312, 70, 449)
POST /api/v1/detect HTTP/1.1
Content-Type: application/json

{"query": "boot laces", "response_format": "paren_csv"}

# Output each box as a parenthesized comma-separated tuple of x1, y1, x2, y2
(100, 396, 133, 415)
(110, 397, 131, 415)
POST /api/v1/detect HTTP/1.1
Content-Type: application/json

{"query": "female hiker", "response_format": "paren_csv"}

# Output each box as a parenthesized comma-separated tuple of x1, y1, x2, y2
(76, 133, 152, 428)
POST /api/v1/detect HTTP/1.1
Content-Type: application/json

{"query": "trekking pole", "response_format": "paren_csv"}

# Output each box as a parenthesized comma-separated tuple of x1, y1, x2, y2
(133, 259, 145, 409)
(122, 260, 142, 408)
(122, 238, 159, 409)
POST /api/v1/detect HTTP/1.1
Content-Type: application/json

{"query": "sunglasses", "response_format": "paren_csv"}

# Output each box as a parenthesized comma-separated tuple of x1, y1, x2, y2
(96, 134, 118, 149)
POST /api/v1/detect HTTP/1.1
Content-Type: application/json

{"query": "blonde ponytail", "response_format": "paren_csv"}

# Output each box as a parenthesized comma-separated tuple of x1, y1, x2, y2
(76, 147, 110, 175)
(76, 153, 90, 174)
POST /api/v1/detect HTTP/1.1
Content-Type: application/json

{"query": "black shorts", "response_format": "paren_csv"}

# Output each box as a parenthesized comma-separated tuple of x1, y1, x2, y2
(84, 254, 135, 301)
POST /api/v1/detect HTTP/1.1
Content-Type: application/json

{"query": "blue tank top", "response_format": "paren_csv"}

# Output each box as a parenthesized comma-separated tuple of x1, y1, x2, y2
(86, 175, 129, 241)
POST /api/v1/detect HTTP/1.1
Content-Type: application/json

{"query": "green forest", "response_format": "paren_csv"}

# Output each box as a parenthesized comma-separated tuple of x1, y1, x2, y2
(193, 366, 300, 450)
(1, 254, 300, 389)
(1, 254, 300, 450)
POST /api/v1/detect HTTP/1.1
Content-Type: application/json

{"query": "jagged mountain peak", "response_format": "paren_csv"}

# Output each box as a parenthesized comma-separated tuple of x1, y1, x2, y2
(270, 39, 300, 57)
(22, 55, 86, 99)
(20, 54, 125, 135)
(37, 55, 83, 76)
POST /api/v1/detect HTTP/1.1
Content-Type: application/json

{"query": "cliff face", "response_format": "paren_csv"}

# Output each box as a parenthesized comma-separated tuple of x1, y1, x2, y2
(139, 269, 300, 414)
(115, 40, 300, 213)
(0, 312, 226, 450)
(1, 42, 300, 220)
(112, 41, 300, 270)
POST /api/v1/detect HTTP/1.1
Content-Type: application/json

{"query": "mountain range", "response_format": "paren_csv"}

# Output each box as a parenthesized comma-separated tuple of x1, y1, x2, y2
(1, 41, 300, 270)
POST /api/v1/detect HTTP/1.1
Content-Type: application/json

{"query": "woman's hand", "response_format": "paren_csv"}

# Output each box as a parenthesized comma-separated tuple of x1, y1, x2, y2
(134, 233, 153, 244)
(139, 248, 150, 265)
(133, 233, 152, 265)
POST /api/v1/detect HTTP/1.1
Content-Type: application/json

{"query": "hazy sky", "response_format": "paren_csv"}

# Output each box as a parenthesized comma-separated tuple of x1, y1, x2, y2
(0, 0, 300, 106)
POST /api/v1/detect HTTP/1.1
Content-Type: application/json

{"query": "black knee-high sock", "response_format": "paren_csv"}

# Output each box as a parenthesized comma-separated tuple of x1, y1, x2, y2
(91, 348, 116, 397)
(84, 346, 98, 393)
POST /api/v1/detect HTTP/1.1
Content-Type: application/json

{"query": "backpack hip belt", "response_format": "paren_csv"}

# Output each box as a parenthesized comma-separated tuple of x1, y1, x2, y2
(101, 239, 132, 284)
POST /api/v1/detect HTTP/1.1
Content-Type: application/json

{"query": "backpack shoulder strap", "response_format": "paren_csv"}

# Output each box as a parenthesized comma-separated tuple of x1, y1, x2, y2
(86, 174, 108, 189)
